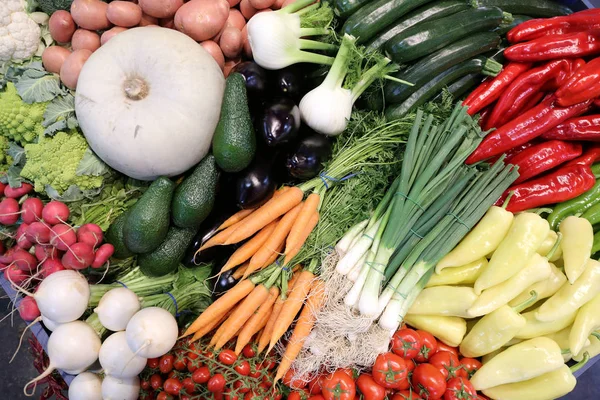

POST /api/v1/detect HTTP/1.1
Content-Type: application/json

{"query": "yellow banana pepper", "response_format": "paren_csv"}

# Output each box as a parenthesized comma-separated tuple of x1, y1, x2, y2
(470, 337, 564, 391)
(560, 216, 594, 284)
(573, 333, 600, 361)
(569, 293, 600, 356)
(482, 348, 503, 365)
(436, 205, 513, 273)
(536, 230, 562, 261)
(536, 258, 600, 322)
(426, 258, 487, 287)
(543, 325, 589, 362)
(474, 212, 549, 294)
(403, 314, 466, 347)
(509, 263, 567, 307)
(515, 307, 577, 339)
(408, 286, 477, 318)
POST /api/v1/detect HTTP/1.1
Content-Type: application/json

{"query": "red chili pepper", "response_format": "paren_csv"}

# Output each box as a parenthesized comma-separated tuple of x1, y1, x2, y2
(595, 98, 600, 108)
(542, 115, 600, 141)
(507, 9, 600, 43)
(556, 57, 600, 106)
(509, 140, 582, 184)
(463, 63, 532, 116)
(504, 31, 600, 62)
(466, 97, 593, 164)
(485, 59, 573, 129)
(565, 144, 600, 167)
(496, 164, 596, 212)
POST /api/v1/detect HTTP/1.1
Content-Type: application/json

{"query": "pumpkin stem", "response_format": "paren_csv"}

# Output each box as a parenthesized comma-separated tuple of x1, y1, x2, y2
(123, 77, 149, 101)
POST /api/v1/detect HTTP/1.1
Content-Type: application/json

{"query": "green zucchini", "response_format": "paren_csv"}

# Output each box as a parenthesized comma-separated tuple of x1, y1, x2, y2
(334, 0, 374, 19)
(446, 73, 484, 99)
(385, 56, 502, 120)
(385, 6, 507, 64)
(384, 32, 501, 103)
(342, 0, 436, 44)
(476, 0, 572, 17)
(494, 14, 534, 36)
(366, 0, 472, 51)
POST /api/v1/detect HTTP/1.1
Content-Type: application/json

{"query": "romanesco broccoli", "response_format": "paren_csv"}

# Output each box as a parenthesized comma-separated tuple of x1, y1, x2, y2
(0, 82, 46, 145)
(20, 130, 104, 194)
(0, 136, 13, 173)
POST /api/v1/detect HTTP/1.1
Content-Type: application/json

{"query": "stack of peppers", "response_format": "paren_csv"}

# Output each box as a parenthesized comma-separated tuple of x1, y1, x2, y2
(461, 8, 600, 213)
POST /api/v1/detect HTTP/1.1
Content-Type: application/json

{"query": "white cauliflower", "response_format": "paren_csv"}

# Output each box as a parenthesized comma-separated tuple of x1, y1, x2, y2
(0, 0, 42, 62)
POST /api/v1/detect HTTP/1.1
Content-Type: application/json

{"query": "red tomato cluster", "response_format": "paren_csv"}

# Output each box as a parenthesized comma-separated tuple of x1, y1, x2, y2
(287, 327, 487, 400)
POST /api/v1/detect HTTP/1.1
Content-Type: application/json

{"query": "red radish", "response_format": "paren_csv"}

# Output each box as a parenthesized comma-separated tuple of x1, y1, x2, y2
(26, 222, 52, 244)
(42, 201, 70, 225)
(62, 243, 95, 270)
(77, 223, 104, 248)
(49, 10, 76, 43)
(35, 245, 60, 262)
(42, 259, 66, 277)
(0, 247, 15, 264)
(0, 198, 20, 225)
(19, 296, 41, 321)
(4, 265, 29, 284)
(16, 224, 33, 250)
(0, 182, 6, 194)
(0, 240, 4, 255)
(0, 263, 7, 271)
(4, 183, 33, 198)
(21, 198, 44, 224)
(92, 244, 115, 268)
(12, 249, 38, 272)
(51, 224, 78, 251)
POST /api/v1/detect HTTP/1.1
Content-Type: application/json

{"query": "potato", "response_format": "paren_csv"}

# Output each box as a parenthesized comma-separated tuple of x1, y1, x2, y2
(227, 0, 241, 6)
(42, 46, 71, 74)
(239, 0, 257, 20)
(249, 0, 275, 8)
(49, 11, 76, 43)
(70, 0, 111, 31)
(100, 27, 128, 45)
(220, 27, 243, 59)
(223, 58, 241, 78)
(139, 13, 158, 26)
(174, 0, 229, 42)
(72, 29, 101, 52)
(272, 0, 287, 9)
(227, 9, 246, 31)
(60, 49, 92, 89)
(200, 40, 225, 71)
(241, 25, 252, 58)
(107, 1, 142, 27)
(159, 18, 175, 29)
(139, 0, 184, 19)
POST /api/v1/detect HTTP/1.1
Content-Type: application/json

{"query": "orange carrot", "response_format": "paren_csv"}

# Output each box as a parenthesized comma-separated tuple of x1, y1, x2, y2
(216, 208, 255, 232)
(214, 284, 271, 350)
(197, 222, 241, 251)
(248, 203, 303, 275)
(182, 280, 255, 337)
(220, 219, 279, 273)
(274, 280, 326, 383)
(285, 193, 320, 254)
(190, 311, 230, 343)
(232, 262, 250, 280)
(284, 212, 319, 265)
(235, 286, 279, 355)
(268, 269, 315, 353)
(224, 187, 304, 245)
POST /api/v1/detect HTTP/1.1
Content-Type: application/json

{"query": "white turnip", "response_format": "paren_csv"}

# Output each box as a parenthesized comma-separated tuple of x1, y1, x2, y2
(125, 307, 178, 358)
(99, 331, 147, 378)
(42, 315, 61, 332)
(101, 375, 140, 400)
(68, 372, 102, 400)
(94, 287, 140, 331)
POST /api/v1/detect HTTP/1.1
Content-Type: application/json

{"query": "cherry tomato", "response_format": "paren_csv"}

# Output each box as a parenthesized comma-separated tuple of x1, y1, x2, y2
(289, 391, 309, 400)
(150, 374, 163, 390)
(392, 390, 423, 400)
(218, 349, 238, 365)
(159, 354, 174, 374)
(147, 357, 159, 369)
(235, 360, 251, 376)
(356, 374, 386, 400)
(412, 364, 447, 400)
(174, 352, 187, 371)
(392, 328, 422, 360)
(224, 389, 240, 400)
(163, 378, 183, 396)
(459, 358, 482, 379)
(429, 351, 462, 380)
(182, 377, 195, 395)
(234, 380, 251, 393)
(167, 370, 178, 379)
(436, 343, 459, 358)
(141, 379, 150, 390)
(208, 373, 226, 393)
(242, 344, 256, 358)
(181, 396, 192, 400)
(192, 366, 211, 384)
(258, 359, 277, 370)
(414, 331, 438, 363)
(372, 352, 409, 390)
(187, 357, 201, 373)
(321, 369, 356, 400)
(444, 377, 477, 400)
(309, 395, 326, 400)
(157, 393, 173, 400)
(284, 368, 308, 389)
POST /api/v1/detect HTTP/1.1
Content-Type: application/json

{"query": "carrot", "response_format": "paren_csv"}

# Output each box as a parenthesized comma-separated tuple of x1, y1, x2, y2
(214, 284, 271, 350)
(284, 212, 319, 265)
(232, 261, 250, 280)
(248, 202, 303, 275)
(182, 280, 255, 337)
(267, 269, 315, 353)
(190, 311, 230, 343)
(224, 186, 304, 245)
(220, 219, 279, 273)
(285, 193, 320, 254)
(274, 279, 326, 383)
(257, 272, 300, 353)
(216, 208, 255, 232)
(235, 286, 279, 355)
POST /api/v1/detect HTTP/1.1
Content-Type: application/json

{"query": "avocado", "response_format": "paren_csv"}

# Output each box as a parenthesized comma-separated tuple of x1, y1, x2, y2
(123, 176, 175, 253)
(105, 211, 135, 259)
(212, 73, 256, 173)
(138, 226, 197, 277)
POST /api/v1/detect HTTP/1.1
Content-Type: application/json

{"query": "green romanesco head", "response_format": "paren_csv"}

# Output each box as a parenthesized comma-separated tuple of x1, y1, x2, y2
(0, 136, 12, 173)
(20, 130, 104, 194)
(0, 83, 46, 145)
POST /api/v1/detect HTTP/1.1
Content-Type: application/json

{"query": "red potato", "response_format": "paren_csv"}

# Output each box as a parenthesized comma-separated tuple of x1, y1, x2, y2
(272, 0, 286, 9)
(107, 1, 142, 27)
(42, 259, 66, 278)
(70, 0, 111, 30)
(60, 49, 92, 89)
(101, 27, 128, 45)
(92, 243, 115, 268)
(5, 265, 29, 285)
(50, 224, 78, 251)
(72, 29, 101, 52)
(21, 198, 43, 225)
(41, 201, 70, 225)
(42, 46, 71, 74)
(139, 0, 184, 18)
(227, 9, 246, 31)
(224, 58, 242, 78)
(249, 0, 276, 8)
(62, 243, 95, 270)
(201, 40, 225, 70)
(228, 0, 241, 6)
(4, 183, 33, 199)
(0, 198, 20, 225)
(19, 296, 41, 321)
(26, 222, 52, 245)
(241, 25, 252, 58)
(220, 27, 243, 58)
(16, 224, 33, 250)
(239, 0, 257, 20)
(159, 18, 175, 29)
(174, 0, 229, 42)
(35, 245, 60, 262)
(49, 10, 76, 43)
(139, 12, 158, 26)
(12, 249, 38, 272)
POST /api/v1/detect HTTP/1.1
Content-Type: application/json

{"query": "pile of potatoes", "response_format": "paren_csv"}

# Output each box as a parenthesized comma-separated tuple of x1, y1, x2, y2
(43, 0, 297, 89)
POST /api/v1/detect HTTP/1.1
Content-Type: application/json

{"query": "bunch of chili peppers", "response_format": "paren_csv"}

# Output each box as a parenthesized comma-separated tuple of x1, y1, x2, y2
(461, 8, 600, 213)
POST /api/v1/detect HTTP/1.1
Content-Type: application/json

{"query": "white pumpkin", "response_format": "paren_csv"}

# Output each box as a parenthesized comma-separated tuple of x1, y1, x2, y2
(75, 26, 225, 180)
